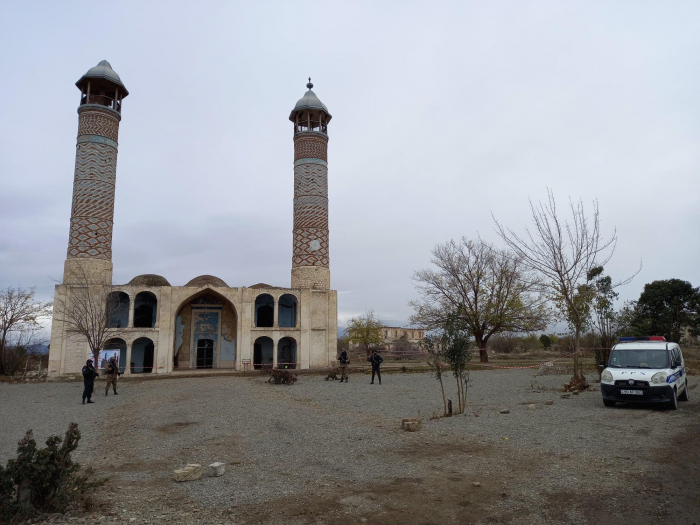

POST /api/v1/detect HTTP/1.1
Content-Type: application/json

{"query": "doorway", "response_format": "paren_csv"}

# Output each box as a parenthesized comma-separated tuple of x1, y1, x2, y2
(196, 338, 214, 369)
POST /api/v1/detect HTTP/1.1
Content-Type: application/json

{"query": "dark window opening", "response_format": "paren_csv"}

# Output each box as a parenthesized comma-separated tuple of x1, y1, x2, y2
(255, 294, 274, 327)
(106, 292, 129, 328)
(278, 294, 297, 328)
(134, 292, 157, 328)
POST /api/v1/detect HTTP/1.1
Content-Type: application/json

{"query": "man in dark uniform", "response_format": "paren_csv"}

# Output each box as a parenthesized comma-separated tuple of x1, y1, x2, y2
(105, 356, 121, 396)
(368, 350, 383, 385)
(82, 359, 98, 404)
(337, 350, 350, 383)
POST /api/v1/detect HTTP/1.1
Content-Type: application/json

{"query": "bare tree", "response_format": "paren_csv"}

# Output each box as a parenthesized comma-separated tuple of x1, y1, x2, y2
(0, 286, 52, 376)
(345, 309, 385, 357)
(53, 265, 121, 364)
(410, 238, 548, 363)
(493, 190, 620, 383)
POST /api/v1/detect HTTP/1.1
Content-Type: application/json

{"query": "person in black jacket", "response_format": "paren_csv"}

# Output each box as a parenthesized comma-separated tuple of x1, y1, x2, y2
(367, 350, 383, 385)
(82, 359, 99, 404)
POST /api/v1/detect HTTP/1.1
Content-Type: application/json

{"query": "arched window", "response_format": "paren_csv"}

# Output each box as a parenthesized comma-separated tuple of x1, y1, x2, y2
(134, 292, 157, 328)
(255, 294, 274, 327)
(102, 338, 127, 373)
(253, 336, 274, 369)
(278, 337, 297, 369)
(106, 292, 129, 328)
(131, 337, 154, 373)
(278, 294, 297, 328)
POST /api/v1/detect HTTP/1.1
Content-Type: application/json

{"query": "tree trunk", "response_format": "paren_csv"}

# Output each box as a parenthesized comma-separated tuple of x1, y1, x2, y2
(455, 379, 462, 414)
(439, 375, 447, 416)
(573, 327, 581, 380)
(475, 336, 489, 362)
(479, 347, 488, 363)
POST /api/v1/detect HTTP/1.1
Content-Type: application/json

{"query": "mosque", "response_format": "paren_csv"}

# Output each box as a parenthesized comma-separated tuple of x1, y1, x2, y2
(48, 61, 338, 377)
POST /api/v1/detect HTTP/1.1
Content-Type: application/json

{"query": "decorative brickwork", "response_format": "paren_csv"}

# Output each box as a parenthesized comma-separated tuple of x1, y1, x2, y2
(294, 196, 328, 229)
(78, 110, 120, 142)
(294, 134, 328, 161)
(74, 143, 117, 182)
(66, 109, 120, 261)
(292, 132, 330, 289)
(293, 228, 329, 266)
(294, 163, 327, 197)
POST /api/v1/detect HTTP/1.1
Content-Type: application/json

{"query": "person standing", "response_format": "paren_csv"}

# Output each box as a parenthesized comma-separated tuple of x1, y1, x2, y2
(368, 350, 383, 385)
(82, 359, 98, 404)
(104, 356, 121, 396)
(337, 350, 350, 383)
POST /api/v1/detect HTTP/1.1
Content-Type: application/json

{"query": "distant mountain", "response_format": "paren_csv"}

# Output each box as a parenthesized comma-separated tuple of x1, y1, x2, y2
(27, 343, 49, 355)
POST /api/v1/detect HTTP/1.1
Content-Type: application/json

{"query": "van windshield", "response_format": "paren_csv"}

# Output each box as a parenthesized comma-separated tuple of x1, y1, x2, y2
(608, 349, 669, 369)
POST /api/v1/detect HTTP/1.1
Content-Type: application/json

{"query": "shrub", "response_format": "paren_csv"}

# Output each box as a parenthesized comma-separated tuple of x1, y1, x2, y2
(268, 369, 298, 385)
(0, 423, 106, 522)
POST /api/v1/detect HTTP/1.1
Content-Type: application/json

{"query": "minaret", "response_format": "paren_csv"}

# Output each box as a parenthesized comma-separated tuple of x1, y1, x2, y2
(289, 79, 332, 290)
(63, 60, 128, 284)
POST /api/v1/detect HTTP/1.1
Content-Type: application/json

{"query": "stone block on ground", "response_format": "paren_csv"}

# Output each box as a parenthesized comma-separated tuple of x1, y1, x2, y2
(174, 464, 202, 482)
(401, 418, 422, 432)
(499, 409, 510, 414)
(545, 400, 554, 405)
(208, 462, 225, 477)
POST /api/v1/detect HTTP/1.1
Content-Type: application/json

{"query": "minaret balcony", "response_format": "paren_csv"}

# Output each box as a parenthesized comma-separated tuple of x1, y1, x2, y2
(294, 120, 327, 136)
(80, 94, 122, 113)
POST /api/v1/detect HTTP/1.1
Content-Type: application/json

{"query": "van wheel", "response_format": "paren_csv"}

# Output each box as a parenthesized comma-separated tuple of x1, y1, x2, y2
(679, 380, 689, 402)
(668, 388, 678, 410)
(603, 399, 616, 408)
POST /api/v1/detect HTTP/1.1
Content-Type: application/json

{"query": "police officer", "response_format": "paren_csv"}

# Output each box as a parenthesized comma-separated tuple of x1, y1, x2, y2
(82, 359, 98, 404)
(368, 350, 383, 385)
(337, 350, 350, 383)
(104, 356, 121, 396)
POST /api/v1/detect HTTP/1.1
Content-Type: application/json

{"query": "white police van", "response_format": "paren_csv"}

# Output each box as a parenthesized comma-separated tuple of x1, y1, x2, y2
(600, 337, 689, 410)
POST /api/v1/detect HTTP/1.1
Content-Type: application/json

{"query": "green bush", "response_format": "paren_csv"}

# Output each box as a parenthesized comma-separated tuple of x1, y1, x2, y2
(0, 423, 106, 522)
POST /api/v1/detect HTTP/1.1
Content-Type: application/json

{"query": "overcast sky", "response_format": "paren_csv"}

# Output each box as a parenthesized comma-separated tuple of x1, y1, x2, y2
(1, 1, 699, 330)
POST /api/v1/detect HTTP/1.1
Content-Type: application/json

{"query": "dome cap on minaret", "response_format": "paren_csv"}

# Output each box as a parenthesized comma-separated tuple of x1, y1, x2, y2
(289, 78, 331, 122)
(76, 60, 129, 97)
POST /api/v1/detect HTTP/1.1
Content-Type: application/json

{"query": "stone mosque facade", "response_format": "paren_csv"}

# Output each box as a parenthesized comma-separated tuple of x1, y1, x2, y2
(48, 61, 338, 378)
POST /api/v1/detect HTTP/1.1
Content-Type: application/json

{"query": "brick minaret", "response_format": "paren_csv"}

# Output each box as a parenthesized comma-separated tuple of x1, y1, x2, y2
(289, 79, 332, 290)
(63, 60, 128, 284)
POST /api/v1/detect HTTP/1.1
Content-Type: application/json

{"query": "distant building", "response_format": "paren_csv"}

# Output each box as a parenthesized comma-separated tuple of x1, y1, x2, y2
(381, 327, 425, 345)
(348, 326, 425, 352)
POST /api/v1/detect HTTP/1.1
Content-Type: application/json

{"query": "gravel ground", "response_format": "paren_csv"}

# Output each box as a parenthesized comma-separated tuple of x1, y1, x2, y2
(1, 370, 698, 524)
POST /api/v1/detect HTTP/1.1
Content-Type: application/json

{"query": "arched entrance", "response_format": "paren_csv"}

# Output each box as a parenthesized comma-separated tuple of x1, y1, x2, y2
(278, 337, 297, 369)
(102, 338, 127, 373)
(131, 337, 154, 373)
(173, 289, 237, 371)
(253, 336, 273, 369)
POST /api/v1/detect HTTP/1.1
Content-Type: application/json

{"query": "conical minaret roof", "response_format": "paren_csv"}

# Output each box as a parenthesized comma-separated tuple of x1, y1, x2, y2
(289, 79, 331, 122)
(75, 60, 129, 96)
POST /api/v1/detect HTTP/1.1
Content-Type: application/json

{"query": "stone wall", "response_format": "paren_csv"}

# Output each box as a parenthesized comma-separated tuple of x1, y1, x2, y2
(48, 283, 337, 377)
